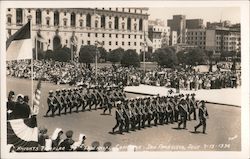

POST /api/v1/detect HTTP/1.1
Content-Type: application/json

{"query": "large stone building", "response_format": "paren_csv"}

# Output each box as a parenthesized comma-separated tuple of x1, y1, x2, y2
(167, 15, 186, 44)
(6, 8, 149, 57)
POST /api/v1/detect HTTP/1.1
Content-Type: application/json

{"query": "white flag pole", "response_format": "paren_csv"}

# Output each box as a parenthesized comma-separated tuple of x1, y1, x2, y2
(30, 20, 34, 111)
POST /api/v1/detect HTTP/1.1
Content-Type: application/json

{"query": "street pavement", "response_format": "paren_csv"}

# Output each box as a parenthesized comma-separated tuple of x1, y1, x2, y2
(5, 77, 241, 151)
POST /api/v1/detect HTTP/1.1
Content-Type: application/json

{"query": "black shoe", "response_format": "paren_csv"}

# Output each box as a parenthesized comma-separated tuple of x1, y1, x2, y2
(194, 127, 197, 132)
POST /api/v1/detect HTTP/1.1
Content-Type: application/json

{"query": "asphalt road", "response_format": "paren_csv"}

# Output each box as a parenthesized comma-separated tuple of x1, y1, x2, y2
(6, 77, 241, 151)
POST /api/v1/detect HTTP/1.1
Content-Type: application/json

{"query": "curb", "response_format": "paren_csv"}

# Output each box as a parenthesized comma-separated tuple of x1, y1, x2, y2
(125, 91, 241, 108)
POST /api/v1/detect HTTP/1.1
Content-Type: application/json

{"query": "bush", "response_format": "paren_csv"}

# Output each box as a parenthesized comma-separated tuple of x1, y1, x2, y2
(53, 47, 71, 62)
(185, 48, 208, 66)
(107, 47, 124, 64)
(121, 49, 140, 67)
(78, 45, 96, 64)
(153, 47, 178, 68)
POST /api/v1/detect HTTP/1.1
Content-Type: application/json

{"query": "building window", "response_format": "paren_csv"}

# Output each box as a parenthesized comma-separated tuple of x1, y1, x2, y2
(7, 17, 11, 24)
(101, 15, 105, 28)
(127, 17, 131, 30)
(116, 41, 118, 45)
(46, 19, 50, 26)
(134, 42, 136, 46)
(102, 34, 105, 37)
(139, 19, 143, 31)
(122, 34, 124, 38)
(16, 8, 23, 24)
(79, 21, 83, 27)
(116, 34, 118, 38)
(134, 35, 136, 39)
(87, 41, 90, 45)
(122, 8, 124, 12)
(109, 41, 111, 45)
(88, 33, 90, 37)
(54, 11, 59, 26)
(129, 9, 130, 12)
(66, 40, 68, 44)
(86, 14, 91, 27)
(109, 8, 111, 11)
(128, 35, 130, 38)
(114, 16, 119, 30)
(8, 29, 11, 36)
(109, 22, 112, 29)
(95, 33, 98, 37)
(63, 20, 67, 26)
(140, 35, 142, 39)
(8, 8, 11, 11)
(116, 8, 118, 11)
(71, 12, 76, 27)
(46, 10, 49, 14)
(95, 20, 98, 28)
(109, 34, 111, 38)
(28, 9, 31, 13)
(109, 49, 112, 52)
(122, 23, 125, 30)
(102, 41, 105, 45)
(128, 42, 130, 45)
(122, 41, 124, 45)
(82, 40, 84, 44)
(36, 9, 42, 25)
(64, 12, 66, 16)
(135, 9, 136, 13)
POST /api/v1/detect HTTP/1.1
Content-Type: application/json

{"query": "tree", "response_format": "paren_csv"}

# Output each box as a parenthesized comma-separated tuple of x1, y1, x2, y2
(107, 47, 124, 64)
(79, 45, 96, 64)
(139, 51, 153, 62)
(53, 47, 71, 62)
(185, 48, 208, 66)
(153, 47, 178, 68)
(121, 49, 140, 67)
(44, 50, 54, 60)
(176, 50, 186, 65)
(98, 47, 107, 62)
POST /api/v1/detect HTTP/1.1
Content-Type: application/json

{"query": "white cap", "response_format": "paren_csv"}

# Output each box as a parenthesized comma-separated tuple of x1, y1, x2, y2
(78, 133, 86, 141)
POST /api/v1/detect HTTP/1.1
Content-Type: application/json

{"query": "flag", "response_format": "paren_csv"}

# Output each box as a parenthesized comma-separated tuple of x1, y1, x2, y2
(7, 116, 38, 147)
(6, 21, 32, 61)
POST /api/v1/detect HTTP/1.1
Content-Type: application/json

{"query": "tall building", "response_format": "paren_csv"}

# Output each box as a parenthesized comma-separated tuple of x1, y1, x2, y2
(6, 8, 149, 56)
(148, 19, 170, 52)
(186, 28, 240, 53)
(186, 19, 204, 29)
(167, 15, 186, 44)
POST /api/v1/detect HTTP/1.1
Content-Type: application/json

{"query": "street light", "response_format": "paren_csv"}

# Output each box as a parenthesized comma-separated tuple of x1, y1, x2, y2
(94, 40, 103, 81)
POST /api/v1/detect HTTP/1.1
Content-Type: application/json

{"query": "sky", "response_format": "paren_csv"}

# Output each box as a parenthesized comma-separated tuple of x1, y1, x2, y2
(148, 7, 240, 25)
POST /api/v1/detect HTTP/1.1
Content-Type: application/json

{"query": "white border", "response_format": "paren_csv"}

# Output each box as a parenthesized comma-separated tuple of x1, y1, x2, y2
(1, 1, 249, 159)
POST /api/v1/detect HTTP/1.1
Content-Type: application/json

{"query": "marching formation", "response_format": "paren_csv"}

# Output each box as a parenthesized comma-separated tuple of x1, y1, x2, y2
(112, 94, 209, 134)
(45, 86, 126, 117)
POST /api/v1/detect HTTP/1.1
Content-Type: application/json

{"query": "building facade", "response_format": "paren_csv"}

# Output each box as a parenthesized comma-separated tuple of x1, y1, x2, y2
(6, 8, 149, 56)
(186, 28, 240, 53)
(186, 19, 204, 29)
(148, 19, 170, 52)
(167, 15, 186, 44)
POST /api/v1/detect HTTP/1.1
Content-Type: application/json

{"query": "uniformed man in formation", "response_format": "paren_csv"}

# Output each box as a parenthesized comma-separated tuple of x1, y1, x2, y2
(45, 86, 126, 117)
(111, 93, 202, 134)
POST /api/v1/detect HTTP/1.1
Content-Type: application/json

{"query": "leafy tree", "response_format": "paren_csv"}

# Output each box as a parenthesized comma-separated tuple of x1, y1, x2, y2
(153, 47, 178, 68)
(176, 50, 186, 65)
(185, 48, 208, 66)
(121, 49, 140, 67)
(44, 50, 54, 60)
(79, 45, 96, 64)
(107, 47, 124, 64)
(53, 47, 71, 62)
(98, 47, 107, 62)
(139, 51, 153, 62)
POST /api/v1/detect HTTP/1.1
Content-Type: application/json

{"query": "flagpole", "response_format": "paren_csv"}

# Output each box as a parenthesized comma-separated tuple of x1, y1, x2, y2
(35, 37, 38, 60)
(30, 20, 34, 111)
(143, 30, 146, 73)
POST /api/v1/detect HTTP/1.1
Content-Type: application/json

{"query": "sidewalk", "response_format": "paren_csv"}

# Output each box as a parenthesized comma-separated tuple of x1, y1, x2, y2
(124, 85, 241, 107)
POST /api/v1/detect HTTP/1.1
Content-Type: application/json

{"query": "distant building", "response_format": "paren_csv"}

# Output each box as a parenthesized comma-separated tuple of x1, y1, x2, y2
(148, 19, 170, 52)
(206, 20, 233, 29)
(170, 31, 177, 46)
(186, 28, 240, 53)
(167, 15, 186, 44)
(186, 19, 204, 29)
(6, 8, 149, 56)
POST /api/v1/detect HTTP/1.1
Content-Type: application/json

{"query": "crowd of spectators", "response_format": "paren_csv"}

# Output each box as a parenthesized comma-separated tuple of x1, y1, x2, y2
(7, 59, 241, 90)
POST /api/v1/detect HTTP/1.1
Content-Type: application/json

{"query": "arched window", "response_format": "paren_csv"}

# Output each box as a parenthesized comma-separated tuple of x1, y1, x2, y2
(101, 15, 105, 28)
(71, 12, 76, 27)
(139, 18, 143, 31)
(127, 17, 131, 30)
(86, 13, 91, 27)
(54, 11, 59, 26)
(36, 9, 42, 25)
(95, 20, 98, 28)
(114, 16, 119, 30)
(16, 8, 23, 24)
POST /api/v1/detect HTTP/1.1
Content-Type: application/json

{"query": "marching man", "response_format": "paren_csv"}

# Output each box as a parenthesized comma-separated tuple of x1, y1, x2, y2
(194, 100, 209, 134)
